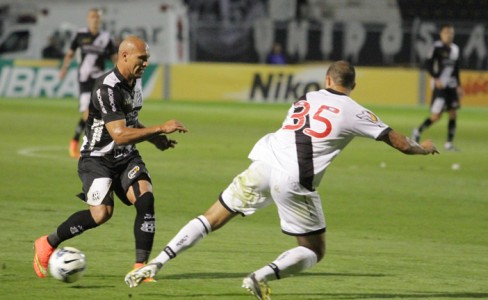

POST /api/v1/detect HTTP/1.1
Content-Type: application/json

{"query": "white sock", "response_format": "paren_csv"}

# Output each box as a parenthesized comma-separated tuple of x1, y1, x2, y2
(253, 246, 318, 282)
(153, 215, 211, 264)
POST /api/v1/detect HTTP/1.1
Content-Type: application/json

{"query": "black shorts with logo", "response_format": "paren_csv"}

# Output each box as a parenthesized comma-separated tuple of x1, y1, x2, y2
(79, 77, 97, 94)
(77, 153, 151, 206)
(430, 87, 460, 112)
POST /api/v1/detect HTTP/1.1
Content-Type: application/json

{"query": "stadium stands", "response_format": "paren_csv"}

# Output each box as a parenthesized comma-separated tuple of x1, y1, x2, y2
(397, 0, 487, 21)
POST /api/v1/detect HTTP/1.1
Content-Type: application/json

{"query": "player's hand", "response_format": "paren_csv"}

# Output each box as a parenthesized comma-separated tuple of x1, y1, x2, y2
(421, 139, 439, 155)
(160, 119, 188, 134)
(59, 69, 67, 80)
(457, 86, 464, 99)
(151, 135, 177, 151)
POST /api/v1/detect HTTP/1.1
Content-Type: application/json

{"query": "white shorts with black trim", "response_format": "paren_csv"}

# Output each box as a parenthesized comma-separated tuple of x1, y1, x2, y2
(220, 161, 326, 236)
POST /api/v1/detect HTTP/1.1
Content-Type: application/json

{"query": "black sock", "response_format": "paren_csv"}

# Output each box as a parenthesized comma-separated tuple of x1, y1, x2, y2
(418, 118, 433, 133)
(448, 119, 456, 142)
(73, 119, 86, 141)
(134, 192, 155, 263)
(47, 210, 97, 248)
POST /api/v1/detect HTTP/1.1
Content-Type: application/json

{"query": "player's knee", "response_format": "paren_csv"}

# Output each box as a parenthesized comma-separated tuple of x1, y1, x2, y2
(90, 205, 113, 224)
(203, 200, 236, 231)
(298, 236, 326, 262)
(430, 114, 441, 122)
(135, 192, 155, 213)
(314, 245, 326, 262)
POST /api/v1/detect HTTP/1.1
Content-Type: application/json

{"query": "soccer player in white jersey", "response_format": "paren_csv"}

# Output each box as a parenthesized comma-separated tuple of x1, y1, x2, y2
(59, 8, 118, 158)
(125, 60, 438, 299)
(412, 23, 464, 151)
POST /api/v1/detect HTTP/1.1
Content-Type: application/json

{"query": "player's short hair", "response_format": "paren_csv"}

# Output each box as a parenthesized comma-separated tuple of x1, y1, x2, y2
(88, 8, 101, 16)
(439, 23, 453, 31)
(327, 60, 356, 90)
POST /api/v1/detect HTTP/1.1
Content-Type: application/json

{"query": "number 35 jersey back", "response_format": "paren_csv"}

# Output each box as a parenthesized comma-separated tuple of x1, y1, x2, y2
(248, 89, 391, 191)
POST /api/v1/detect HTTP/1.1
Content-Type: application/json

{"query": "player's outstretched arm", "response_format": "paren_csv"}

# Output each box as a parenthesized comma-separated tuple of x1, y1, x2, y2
(158, 119, 188, 134)
(106, 119, 187, 146)
(381, 130, 439, 155)
(59, 49, 75, 80)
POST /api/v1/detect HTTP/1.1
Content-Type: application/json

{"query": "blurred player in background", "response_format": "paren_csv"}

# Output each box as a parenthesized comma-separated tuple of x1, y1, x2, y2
(34, 36, 188, 280)
(125, 60, 438, 299)
(59, 8, 118, 158)
(412, 23, 464, 151)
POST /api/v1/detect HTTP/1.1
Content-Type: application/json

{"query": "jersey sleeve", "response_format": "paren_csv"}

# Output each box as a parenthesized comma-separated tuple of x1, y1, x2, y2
(424, 46, 437, 78)
(69, 32, 80, 52)
(351, 109, 390, 140)
(95, 85, 126, 123)
(106, 37, 118, 57)
(453, 45, 461, 85)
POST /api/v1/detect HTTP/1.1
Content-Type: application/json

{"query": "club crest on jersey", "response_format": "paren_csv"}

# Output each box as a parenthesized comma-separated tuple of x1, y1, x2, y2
(356, 110, 384, 127)
(128, 166, 140, 179)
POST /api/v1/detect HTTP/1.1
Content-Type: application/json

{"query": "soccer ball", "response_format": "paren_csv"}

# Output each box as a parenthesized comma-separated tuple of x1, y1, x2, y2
(48, 247, 86, 283)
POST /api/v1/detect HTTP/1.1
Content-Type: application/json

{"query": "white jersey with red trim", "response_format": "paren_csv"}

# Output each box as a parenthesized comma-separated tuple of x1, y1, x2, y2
(248, 88, 390, 191)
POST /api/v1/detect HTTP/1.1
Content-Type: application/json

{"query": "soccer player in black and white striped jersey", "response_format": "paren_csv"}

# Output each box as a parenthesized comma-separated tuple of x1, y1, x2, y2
(34, 36, 187, 280)
(412, 23, 464, 151)
(59, 8, 118, 158)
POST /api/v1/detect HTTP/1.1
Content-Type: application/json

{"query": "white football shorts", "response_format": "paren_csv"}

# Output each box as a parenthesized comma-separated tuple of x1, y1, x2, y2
(79, 92, 91, 113)
(220, 161, 326, 235)
(430, 97, 446, 114)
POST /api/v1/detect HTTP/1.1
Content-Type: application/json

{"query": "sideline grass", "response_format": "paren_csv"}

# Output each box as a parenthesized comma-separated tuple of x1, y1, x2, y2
(0, 98, 487, 300)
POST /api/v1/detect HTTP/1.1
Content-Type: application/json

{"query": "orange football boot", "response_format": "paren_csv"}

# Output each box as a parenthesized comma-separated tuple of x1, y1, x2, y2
(33, 235, 55, 278)
(133, 263, 157, 283)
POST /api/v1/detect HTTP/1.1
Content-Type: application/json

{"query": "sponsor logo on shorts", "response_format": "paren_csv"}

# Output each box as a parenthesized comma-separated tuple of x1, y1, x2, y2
(128, 166, 140, 179)
(91, 191, 101, 202)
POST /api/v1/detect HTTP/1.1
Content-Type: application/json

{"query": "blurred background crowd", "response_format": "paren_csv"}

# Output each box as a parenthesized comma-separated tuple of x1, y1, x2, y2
(0, 0, 486, 69)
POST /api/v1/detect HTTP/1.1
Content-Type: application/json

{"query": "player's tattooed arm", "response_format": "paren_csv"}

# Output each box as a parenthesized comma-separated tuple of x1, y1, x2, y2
(381, 130, 439, 155)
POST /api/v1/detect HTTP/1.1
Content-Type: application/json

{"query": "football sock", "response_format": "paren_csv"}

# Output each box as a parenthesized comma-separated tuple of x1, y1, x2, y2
(134, 192, 155, 263)
(447, 119, 456, 142)
(418, 118, 433, 133)
(48, 210, 98, 248)
(73, 119, 86, 141)
(153, 215, 211, 264)
(253, 246, 318, 282)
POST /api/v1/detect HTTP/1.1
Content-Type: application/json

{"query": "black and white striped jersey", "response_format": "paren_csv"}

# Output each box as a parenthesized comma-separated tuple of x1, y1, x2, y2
(248, 89, 390, 191)
(80, 67, 144, 163)
(69, 28, 117, 82)
(425, 41, 461, 89)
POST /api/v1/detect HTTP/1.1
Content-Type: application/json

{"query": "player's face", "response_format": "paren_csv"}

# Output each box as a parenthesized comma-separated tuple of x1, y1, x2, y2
(440, 27, 454, 45)
(128, 44, 150, 79)
(87, 10, 101, 33)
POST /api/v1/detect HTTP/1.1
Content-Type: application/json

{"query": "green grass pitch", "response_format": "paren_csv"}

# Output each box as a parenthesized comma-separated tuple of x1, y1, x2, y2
(0, 98, 487, 299)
